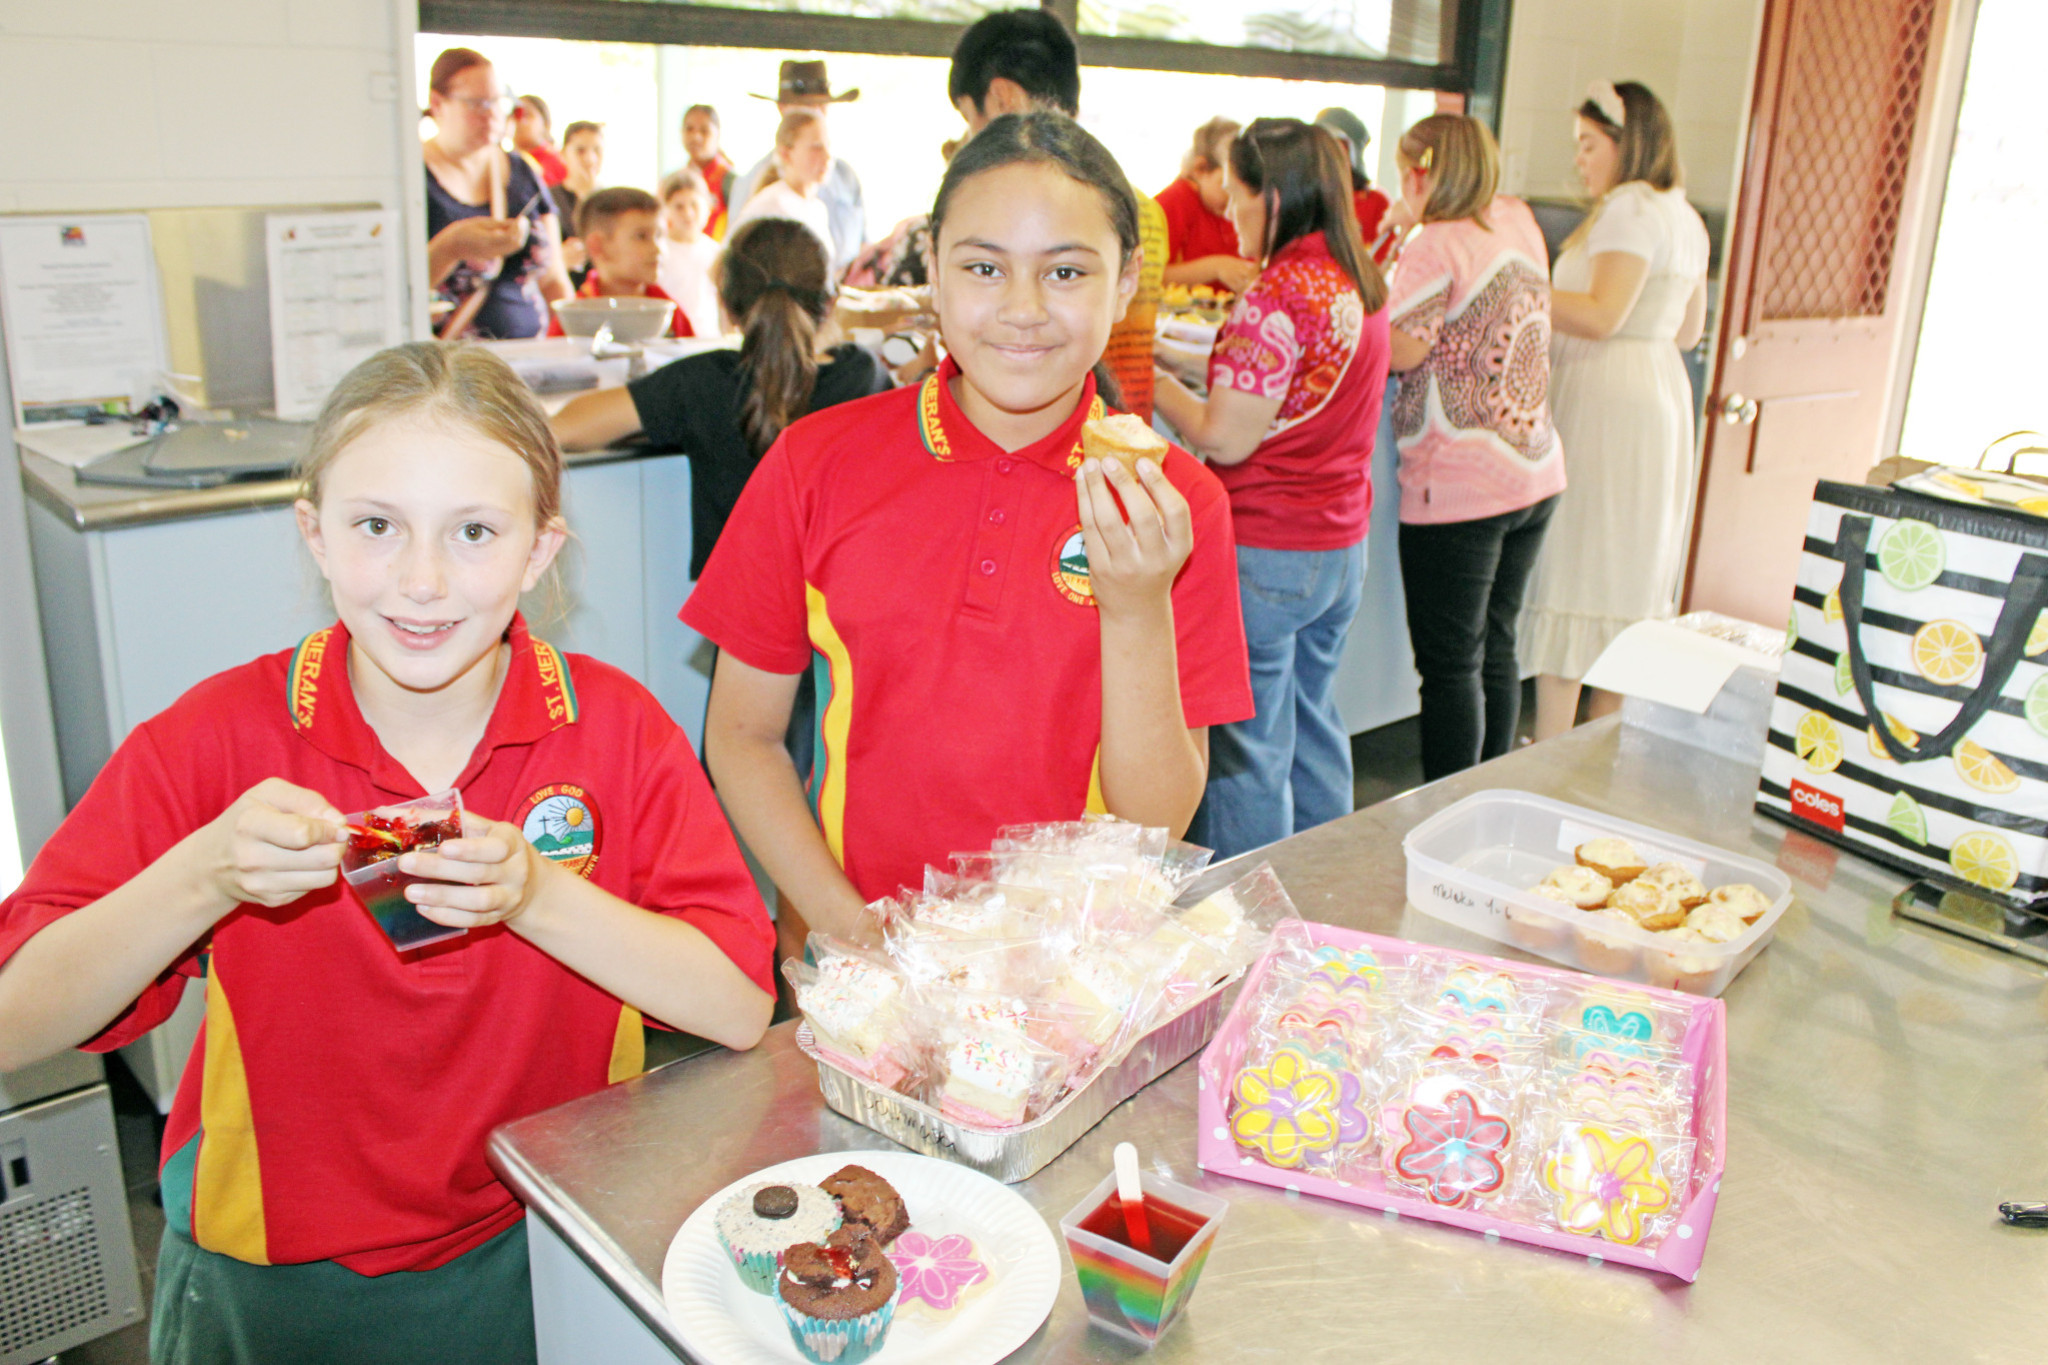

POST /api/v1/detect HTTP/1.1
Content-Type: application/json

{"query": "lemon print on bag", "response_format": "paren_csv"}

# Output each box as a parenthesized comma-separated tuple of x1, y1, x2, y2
(1824, 589, 1844, 623)
(1787, 609, 1799, 653)
(1878, 520, 1945, 591)
(1955, 738, 2022, 794)
(1950, 830, 2019, 893)
(1833, 651, 1855, 697)
(2028, 611, 2048, 658)
(1795, 711, 1842, 773)
(1868, 712, 1918, 761)
(1885, 792, 1929, 846)
(1912, 619, 1983, 686)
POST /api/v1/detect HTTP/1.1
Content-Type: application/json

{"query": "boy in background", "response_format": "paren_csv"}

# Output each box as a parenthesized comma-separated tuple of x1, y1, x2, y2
(548, 187, 692, 338)
(657, 168, 724, 340)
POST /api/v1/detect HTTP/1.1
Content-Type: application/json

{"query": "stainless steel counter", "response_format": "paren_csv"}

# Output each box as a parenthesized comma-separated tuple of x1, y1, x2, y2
(488, 719, 2048, 1361)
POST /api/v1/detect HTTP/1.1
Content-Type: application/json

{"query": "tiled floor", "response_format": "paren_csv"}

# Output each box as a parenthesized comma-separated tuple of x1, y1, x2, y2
(49, 696, 1526, 1363)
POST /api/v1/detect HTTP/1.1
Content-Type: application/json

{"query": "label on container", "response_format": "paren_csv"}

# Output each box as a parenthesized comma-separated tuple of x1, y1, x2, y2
(1555, 819, 1705, 878)
(1424, 880, 1507, 922)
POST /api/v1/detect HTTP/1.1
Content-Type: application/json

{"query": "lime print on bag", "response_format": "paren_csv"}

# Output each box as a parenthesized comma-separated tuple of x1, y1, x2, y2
(1761, 480, 2048, 906)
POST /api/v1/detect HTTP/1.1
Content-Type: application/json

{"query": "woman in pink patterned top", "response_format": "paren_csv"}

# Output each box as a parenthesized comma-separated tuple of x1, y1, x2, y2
(1154, 118, 1391, 858)
(1386, 115, 1563, 779)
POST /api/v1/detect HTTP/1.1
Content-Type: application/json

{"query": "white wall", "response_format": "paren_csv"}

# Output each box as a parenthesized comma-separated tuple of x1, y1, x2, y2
(0, 0, 415, 216)
(1494, 0, 1762, 213)
(0, 0, 418, 861)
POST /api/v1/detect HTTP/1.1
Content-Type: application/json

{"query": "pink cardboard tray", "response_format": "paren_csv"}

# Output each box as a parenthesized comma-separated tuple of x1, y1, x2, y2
(1194, 920, 1727, 1281)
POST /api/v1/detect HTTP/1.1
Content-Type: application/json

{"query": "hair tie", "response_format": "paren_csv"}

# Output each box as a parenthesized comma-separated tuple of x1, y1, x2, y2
(1586, 80, 1626, 128)
(1418, 146, 1435, 171)
(760, 279, 827, 311)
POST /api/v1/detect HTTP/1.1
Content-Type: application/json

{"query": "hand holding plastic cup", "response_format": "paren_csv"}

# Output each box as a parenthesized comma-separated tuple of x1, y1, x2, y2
(1059, 1151, 1227, 1348)
(341, 788, 470, 951)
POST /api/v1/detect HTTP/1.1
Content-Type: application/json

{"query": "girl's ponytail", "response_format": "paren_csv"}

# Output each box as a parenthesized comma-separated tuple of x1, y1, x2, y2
(721, 218, 833, 457)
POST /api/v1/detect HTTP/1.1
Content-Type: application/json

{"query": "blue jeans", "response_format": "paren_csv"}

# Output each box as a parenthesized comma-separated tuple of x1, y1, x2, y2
(1192, 541, 1367, 859)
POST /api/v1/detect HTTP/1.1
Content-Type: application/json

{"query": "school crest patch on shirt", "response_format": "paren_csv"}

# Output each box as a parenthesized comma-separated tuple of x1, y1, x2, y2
(521, 784, 602, 877)
(1051, 525, 1093, 607)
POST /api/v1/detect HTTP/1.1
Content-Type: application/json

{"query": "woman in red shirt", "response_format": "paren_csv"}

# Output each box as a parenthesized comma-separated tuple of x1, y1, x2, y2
(1158, 117, 1258, 294)
(1153, 118, 1392, 858)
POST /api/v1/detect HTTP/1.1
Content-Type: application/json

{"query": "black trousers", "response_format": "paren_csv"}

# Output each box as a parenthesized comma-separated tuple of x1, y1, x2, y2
(1398, 495, 1560, 781)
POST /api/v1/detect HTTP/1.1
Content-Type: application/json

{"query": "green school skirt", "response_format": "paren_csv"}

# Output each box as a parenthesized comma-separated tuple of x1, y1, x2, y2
(151, 1218, 538, 1365)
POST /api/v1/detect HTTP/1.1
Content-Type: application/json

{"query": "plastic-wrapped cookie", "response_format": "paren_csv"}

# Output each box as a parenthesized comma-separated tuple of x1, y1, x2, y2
(1607, 878, 1686, 932)
(1530, 864, 1614, 910)
(1636, 862, 1708, 909)
(1575, 838, 1647, 885)
(1706, 883, 1773, 924)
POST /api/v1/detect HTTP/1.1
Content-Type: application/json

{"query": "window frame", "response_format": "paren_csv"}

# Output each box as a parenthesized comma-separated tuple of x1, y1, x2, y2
(417, 0, 1501, 102)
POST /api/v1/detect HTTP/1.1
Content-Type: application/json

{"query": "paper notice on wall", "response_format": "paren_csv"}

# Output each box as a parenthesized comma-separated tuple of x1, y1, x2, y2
(0, 215, 168, 427)
(265, 210, 404, 420)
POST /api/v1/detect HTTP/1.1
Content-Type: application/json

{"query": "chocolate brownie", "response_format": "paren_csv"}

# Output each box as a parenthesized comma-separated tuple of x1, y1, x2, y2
(820, 1164, 911, 1246)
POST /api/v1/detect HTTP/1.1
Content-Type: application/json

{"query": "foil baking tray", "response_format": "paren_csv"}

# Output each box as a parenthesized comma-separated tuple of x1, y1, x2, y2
(797, 981, 1232, 1183)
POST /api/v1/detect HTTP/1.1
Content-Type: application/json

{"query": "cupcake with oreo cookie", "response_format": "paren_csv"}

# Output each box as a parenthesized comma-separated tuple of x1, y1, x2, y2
(777, 1223, 899, 1364)
(714, 1181, 841, 1293)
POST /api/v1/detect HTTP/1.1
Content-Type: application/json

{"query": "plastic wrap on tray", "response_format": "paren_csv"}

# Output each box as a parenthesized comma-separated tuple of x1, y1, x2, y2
(790, 822, 1285, 1145)
(1206, 927, 1721, 1264)
(783, 939, 919, 1091)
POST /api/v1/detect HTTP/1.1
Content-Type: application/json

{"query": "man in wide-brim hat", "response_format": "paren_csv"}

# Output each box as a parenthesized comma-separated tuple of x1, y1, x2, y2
(726, 58, 868, 272)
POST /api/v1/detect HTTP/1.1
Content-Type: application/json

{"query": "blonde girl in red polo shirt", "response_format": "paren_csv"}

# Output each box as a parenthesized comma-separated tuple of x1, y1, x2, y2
(685, 111, 1253, 949)
(0, 343, 774, 1364)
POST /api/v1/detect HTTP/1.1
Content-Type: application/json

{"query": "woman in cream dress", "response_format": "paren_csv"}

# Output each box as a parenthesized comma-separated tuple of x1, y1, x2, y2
(1521, 80, 1709, 737)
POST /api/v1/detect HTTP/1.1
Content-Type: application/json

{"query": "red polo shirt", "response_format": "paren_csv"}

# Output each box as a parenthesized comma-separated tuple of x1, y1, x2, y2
(682, 360, 1253, 903)
(0, 617, 772, 1274)
(1156, 177, 1245, 265)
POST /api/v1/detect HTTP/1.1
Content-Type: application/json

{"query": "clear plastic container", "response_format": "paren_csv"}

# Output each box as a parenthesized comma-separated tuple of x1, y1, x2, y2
(1401, 789, 1792, 996)
(1058, 1168, 1227, 1347)
(341, 788, 469, 952)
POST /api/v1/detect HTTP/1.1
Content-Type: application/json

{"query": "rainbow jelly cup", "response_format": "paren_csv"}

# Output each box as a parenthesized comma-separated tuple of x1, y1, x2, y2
(1058, 1170, 1227, 1348)
(341, 789, 470, 952)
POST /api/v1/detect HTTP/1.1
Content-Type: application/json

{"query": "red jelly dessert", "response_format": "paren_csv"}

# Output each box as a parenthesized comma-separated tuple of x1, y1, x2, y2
(346, 811, 460, 863)
(1076, 1192, 1208, 1263)
(341, 792, 467, 951)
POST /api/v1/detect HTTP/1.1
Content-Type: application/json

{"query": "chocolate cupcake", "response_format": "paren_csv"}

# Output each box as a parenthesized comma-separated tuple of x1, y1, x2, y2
(820, 1164, 911, 1246)
(777, 1224, 899, 1365)
(714, 1181, 841, 1293)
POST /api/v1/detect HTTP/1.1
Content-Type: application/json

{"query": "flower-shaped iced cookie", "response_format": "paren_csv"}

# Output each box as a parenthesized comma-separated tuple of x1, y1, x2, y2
(1542, 1124, 1675, 1244)
(1230, 1045, 1346, 1167)
(1306, 944, 1383, 995)
(1390, 1089, 1512, 1208)
(886, 1231, 990, 1315)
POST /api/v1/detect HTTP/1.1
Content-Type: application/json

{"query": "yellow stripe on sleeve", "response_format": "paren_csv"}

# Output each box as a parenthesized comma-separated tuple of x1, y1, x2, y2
(608, 1005, 645, 1084)
(194, 966, 269, 1264)
(805, 585, 855, 866)
(1085, 746, 1108, 816)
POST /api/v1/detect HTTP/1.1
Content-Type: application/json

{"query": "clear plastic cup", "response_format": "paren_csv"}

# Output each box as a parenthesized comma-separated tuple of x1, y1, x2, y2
(341, 788, 469, 951)
(1058, 1168, 1227, 1347)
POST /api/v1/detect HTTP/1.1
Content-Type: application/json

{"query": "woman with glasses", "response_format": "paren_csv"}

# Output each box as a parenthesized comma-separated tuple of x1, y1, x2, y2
(423, 48, 572, 339)
(1153, 118, 1392, 858)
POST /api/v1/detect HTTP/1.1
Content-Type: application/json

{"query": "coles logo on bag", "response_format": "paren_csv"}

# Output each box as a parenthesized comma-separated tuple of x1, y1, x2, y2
(1788, 779, 1846, 834)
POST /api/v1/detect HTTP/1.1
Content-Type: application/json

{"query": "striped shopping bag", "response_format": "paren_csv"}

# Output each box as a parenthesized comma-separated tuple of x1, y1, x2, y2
(1758, 480, 2048, 908)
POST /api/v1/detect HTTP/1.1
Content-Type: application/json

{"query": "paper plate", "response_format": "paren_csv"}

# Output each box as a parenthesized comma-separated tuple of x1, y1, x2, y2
(660, 1151, 1060, 1365)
